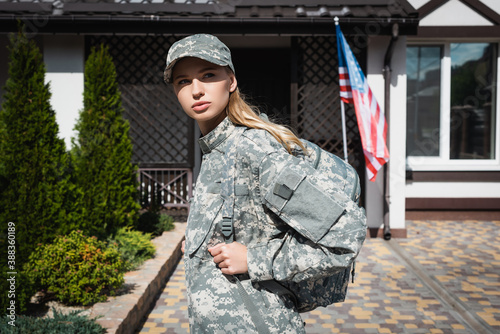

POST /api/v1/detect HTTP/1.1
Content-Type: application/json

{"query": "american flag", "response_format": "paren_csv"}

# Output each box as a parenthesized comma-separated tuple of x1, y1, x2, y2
(336, 23, 389, 182)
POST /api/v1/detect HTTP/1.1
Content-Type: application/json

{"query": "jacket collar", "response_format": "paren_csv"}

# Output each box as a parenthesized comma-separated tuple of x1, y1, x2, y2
(198, 116, 236, 154)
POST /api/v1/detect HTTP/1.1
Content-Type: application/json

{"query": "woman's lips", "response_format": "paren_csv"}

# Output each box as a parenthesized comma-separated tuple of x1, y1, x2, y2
(192, 101, 211, 112)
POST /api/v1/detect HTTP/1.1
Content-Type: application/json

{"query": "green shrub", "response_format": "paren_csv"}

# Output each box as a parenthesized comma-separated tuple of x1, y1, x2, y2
(108, 227, 156, 271)
(157, 214, 175, 234)
(71, 44, 140, 239)
(24, 230, 124, 306)
(0, 26, 83, 314)
(0, 308, 105, 334)
(135, 211, 160, 234)
(135, 212, 175, 236)
(0, 265, 36, 317)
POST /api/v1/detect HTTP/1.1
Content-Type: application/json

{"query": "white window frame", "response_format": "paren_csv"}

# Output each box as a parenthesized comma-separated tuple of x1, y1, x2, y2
(406, 39, 500, 171)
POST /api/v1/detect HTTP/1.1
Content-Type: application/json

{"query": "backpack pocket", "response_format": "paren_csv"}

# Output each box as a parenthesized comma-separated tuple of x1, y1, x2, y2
(264, 168, 346, 244)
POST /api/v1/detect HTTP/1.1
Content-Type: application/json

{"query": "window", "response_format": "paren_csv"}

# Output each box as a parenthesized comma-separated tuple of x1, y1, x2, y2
(406, 42, 499, 170)
(406, 46, 442, 157)
(450, 43, 496, 160)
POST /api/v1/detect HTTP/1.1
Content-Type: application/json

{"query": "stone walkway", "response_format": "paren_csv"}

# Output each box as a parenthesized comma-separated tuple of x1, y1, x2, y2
(136, 220, 500, 333)
(90, 223, 186, 334)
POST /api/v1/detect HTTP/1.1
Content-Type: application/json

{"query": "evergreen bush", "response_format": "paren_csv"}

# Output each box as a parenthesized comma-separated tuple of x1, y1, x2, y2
(135, 211, 161, 234)
(0, 308, 105, 334)
(157, 214, 176, 235)
(24, 230, 124, 306)
(135, 212, 175, 236)
(72, 44, 140, 239)
(108, 227, 156, 271)
(0, 27, 82, 313)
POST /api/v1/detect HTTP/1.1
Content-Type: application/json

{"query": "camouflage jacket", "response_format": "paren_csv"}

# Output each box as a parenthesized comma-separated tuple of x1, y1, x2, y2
(185, 117, 366, 333)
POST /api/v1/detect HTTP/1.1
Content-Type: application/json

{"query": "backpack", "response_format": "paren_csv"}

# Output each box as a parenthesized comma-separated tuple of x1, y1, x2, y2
(220, 127, 366, 317)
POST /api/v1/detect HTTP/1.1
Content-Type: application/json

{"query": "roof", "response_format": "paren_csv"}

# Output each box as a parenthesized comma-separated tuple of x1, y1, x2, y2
(0, 0, 419, 35)
(415, 0, 500, 38)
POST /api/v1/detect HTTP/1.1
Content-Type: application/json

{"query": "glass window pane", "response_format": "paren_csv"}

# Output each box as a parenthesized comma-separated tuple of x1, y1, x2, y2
(450, 43, 497, 160)
(406, 46, 442, 157)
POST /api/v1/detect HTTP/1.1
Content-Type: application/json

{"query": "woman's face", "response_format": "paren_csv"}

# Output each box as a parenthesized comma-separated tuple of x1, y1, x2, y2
(172, 57, 237, 135)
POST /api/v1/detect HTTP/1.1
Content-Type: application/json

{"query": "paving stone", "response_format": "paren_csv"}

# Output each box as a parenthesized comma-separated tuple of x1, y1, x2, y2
(136, 220, 500, 333)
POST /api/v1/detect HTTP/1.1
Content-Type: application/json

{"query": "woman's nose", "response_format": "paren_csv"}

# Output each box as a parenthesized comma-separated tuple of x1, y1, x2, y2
(191, 79, 204, 98)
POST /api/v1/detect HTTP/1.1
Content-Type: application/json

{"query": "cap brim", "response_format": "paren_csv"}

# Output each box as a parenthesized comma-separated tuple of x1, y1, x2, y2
(164, 54, 232, 83)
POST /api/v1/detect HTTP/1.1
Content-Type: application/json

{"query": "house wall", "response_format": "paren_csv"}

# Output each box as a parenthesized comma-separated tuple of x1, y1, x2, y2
(366, 35, 408, 235)
(408, 0, 500, 14)
(407, 0, 431, 8)
(43, 35, 84, 149)
(365, 37, 386, 231)
(405, 0, 500, 214)
(422, 0, 493, 26)
(0, 34, 82, 150)
(481, 0, 500, 13)
(389, 36, 409, 230)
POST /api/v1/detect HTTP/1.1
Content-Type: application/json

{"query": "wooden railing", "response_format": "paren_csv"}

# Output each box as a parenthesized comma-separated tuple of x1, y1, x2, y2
(138, 168, 193, 210)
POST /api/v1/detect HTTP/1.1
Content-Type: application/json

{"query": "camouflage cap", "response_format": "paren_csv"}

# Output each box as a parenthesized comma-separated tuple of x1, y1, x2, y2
(164, 34, 235, 83)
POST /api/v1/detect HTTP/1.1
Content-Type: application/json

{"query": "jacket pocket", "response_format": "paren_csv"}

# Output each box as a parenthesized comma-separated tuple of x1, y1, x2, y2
(185, 193, 224, 256)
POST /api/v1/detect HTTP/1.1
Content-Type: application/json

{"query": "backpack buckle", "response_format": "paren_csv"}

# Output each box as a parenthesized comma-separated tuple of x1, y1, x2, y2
(221, 217, 234, 243)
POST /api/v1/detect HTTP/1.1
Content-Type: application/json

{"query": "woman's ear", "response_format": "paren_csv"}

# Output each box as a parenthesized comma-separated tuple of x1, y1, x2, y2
(229, 74, 237, 93)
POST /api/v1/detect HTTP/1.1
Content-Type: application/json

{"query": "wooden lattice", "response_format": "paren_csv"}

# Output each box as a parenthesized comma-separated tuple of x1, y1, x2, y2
(294, 36, 364, 174)
(87, 35, 193, 167)
(138, 168, 192, 209)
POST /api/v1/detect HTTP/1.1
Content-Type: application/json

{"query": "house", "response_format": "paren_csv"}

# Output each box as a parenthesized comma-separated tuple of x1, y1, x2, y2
(0, 0, 498, 238)
(404, 0, 500, 224)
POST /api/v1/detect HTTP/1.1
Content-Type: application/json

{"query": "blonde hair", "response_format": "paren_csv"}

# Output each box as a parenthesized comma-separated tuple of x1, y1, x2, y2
(226, 88, 306, 154)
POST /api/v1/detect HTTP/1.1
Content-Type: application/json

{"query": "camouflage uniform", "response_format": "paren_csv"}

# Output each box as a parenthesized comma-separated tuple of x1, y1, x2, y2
(165, 33, 366, 333)
(185, 117, 366, 333)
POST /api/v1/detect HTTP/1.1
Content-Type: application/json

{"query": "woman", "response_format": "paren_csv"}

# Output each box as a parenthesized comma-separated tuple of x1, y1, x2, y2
(164, 34, 364, 333)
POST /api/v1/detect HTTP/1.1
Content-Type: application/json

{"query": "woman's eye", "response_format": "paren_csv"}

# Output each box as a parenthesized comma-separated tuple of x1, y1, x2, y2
(203, 72, 215, 79)
(177, 79, 189, 85)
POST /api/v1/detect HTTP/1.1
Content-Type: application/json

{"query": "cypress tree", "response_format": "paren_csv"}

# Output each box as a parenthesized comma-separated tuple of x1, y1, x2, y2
(72, 44, 139, 239)
(0, 28, 78, 313)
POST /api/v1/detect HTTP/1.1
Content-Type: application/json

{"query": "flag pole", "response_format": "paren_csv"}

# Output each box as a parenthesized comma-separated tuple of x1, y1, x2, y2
(335, 17, 349, 163)
(340, 101, 349, 163)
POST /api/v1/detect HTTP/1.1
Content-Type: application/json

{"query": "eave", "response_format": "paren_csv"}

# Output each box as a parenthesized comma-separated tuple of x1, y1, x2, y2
(0, 15, 419, 35)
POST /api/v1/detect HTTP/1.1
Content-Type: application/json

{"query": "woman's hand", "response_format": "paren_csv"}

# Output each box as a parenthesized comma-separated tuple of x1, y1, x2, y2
(208, 242, 248, 275)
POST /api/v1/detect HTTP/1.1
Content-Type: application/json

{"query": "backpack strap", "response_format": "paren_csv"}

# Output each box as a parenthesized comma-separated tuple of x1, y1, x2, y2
(259, 280, 298, 306)
(220, 126, 272, 334)
(220, 126, 245, 243)
(301, 139, 322, 169)
(303, 139, 356, 200)
(234, 278, 271, 334)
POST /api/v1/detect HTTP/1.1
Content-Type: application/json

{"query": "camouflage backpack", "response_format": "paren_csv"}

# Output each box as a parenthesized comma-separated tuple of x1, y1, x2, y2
(221, 127, 366, 316)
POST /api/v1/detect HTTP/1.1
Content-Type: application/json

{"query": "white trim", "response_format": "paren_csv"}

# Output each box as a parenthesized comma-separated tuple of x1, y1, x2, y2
(408, 38, 500, 45)
(406, 182, 500, 198)
(406, 158, 500, 171)
(441, 44, 451, 161)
